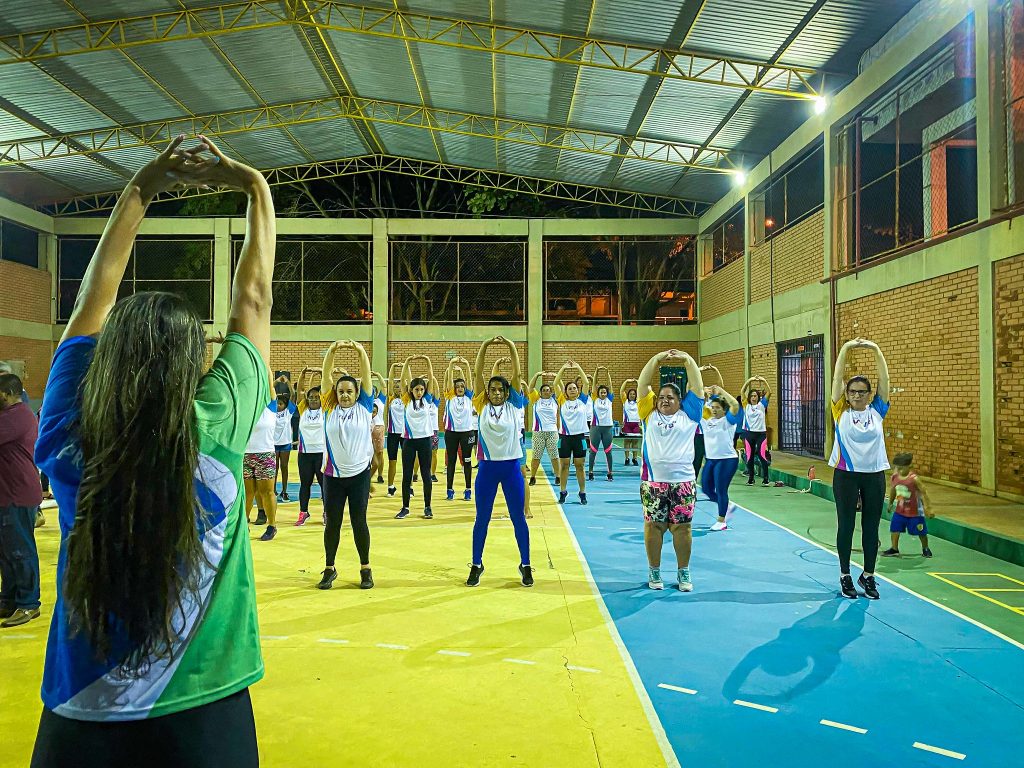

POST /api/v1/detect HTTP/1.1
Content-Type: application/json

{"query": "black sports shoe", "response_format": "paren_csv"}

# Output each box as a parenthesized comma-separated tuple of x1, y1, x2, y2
(606, 473, 613, 481)
(466, 564, 484, 587)
(840, 574, 858, 599)
(259, 525, 277, 541)
(317, 568, 337, 590)
(624, 457, 630, 465)
(558, 491, 568, 504)
(376, 476, 384, 483)
(746, 477, 755, 486)
(413, 474, 418, 482)
(588, 471, 594, 481)
(423, 507, 433, 519)
(254, 509, 267, 525)
(858, 573, 880, 600)
(579, 492, 588, 505)
(359, 568, 374, 589)
(387, 486, 397, 497)
(528, 477, 536, 486)
(881, 548, 900, 557)
(519, 564, 534, 587)
(430, 474, 438, 482)
(395, 508, 411, 519)
(922, 548, 933, 558)
(632, 458, 639, 466)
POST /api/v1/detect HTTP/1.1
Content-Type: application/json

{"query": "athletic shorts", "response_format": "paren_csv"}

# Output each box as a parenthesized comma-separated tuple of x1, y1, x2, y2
(558, 434, 587, 459)
(274, 443, 292, 453)
(386, 432, 403, 461)
(432, 431, 442, 450)
(890, 514, 927, 535)
(640, 480, 696, 525)
(532, 430, 559, 462)
(620, 421, 641, 436)
(371, 424, 385, 453)
(243, 452, 276, 481)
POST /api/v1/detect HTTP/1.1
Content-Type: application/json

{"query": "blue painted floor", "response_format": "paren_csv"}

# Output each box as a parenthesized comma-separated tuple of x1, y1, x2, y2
(554, 459, 1024, 767)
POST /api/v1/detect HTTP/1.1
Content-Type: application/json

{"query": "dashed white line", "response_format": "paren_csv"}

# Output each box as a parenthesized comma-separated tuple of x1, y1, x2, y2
(657, 683, 697, 695)
(617, 526, 639, 531)
(260, 635, 289, 641)
(913, 742, 966, 760)
(586, 526, 605, 530)
(376, 643, 409, 650)
(0, 633, 34, 640)
(733, 699, 778, 713)
(820, 719, 867, 734)
(317, 638, 350, 645)
(566, 665, 601, 674)
(503, 658, 536, 665)
(437, 650, 472, 657)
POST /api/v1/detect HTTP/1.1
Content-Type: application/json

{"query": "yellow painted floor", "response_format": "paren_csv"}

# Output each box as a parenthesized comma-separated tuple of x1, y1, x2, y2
(1, 456, 669, 768)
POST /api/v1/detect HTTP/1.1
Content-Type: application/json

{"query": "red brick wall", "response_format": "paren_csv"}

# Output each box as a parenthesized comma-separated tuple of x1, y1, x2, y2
(0, 335, 52, 399)
(0, 260, 50, 324)
(702, 349, 746, 395)
(699, 256, 744, 320)
(837, 268, 980, 485)
(995, 254, 1024, 495)
(750, 210, 825, 303)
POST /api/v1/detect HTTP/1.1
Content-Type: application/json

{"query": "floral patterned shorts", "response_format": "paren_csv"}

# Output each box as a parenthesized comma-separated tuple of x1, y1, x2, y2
(243, 452, 277, 481)
(640, 480, 696, 525)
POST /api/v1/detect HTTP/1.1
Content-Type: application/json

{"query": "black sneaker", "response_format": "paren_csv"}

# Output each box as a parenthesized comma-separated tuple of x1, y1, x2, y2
(746, 477, 754, 485)
(259, 525, 277, 541)
(254, 509, 267, 525)
(430, 474, 438, 482)
(359, 568, 374, 589)
(387, 486, 397, 497)
(858, 573, 880, 600)
(762, 480, 770, 486)
(376, 476, 384, 484)
(579, 492, 588, 505)
(281, 492, 291, 502)
(466, 564, 484, 587)
(395, 508, 411, 519)
(558, 491, 568, 504)
(881, 548, 900, 557)
(922, 548, 933, 558)
(840, 574, 858, 599)
(423, 507, 433, 519)
(588, 471, 594, 481)
(633, 458, 639, 466)
(529, 477, 536, 486)
(519, 564, 534, 587)
(413, 474, 418, 482)
(317, 568, 337, 590)
(606, 473, 613, 481)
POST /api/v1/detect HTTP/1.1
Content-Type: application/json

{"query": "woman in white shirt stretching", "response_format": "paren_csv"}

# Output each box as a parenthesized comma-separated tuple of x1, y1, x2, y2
(740, 376, 772, 485)
(587, 366, 616, 482)
(700, 386, 743, 532)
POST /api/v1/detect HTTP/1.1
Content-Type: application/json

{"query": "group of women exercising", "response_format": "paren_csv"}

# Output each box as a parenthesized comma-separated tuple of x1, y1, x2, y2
(28, 136, 897, 767)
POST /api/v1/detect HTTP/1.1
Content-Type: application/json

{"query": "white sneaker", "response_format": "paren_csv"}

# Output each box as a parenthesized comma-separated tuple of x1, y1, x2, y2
(648, 568, 664, 590)
(677, 568, 693, 592)
(710, 521, 727, 532)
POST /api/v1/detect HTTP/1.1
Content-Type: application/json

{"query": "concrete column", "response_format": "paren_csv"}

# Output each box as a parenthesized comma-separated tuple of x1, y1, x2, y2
(822, 128, 836, 459)
(978, 256, 997, 492)
(974, 0, 1000, 218)
(42, 232, 57, 325)
(212, 218, 231, 330)
(371, 218, 389, 375)
(527, 220, 544, 377)
(742, 195, 751, 377)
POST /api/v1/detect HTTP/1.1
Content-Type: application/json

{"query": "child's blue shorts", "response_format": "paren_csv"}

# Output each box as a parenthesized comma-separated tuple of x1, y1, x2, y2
(890, 514, 927, 535)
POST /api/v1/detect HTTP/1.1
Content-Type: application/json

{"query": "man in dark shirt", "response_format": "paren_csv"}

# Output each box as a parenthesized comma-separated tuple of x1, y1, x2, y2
(0, 373, 42, 627)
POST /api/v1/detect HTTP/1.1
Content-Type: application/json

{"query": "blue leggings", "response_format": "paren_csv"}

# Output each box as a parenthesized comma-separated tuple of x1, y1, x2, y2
(701, 457, 739, 519)
(473, 459, 530, 566)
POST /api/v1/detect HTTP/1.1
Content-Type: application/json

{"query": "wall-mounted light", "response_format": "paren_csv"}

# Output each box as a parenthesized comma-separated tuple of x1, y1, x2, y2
(813, 96, 828, 115)
(733, 170, 747, 186)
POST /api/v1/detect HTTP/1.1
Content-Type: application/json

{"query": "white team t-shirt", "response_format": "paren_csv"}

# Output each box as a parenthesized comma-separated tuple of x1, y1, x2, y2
(387, 396, 405, 434)
(622, 399, 640, 425)
(273, 401, 296, 446)
(324, 390, 374, 478)
(245, 405, 277, 454)
(592, 394, 615, 427)
(744, 397, 769, 432)
(403, 394, 438, 439)
(371, 393, 385, 428)
(444, 391, 476, 432)
(298, 407, 326, 453)
(700, 409, 743, 460)
(829, 396, 890, 473)
(531, 394, 558, 432)
(639, 391, 705, 483)
(558, 393, 590, 436)
(474, 390, 528, 461)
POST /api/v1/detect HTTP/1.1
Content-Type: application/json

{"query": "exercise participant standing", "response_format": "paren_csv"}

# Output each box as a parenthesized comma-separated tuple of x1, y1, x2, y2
(273, 388, 297, 502)
(397, 356, 436, 519)
(294, 387, 325, 526)
(385, 368, 405, 497)
(527, 372, 560, 486)
(444, 358, 476, 501)
(700, 386, 742, 532)
(829, 337, 891, 600)
(620, 379, 641, 466)
(587, 366, 616, 482)
(740, 376, 772, 486)
(554, 361, 590, 505)
(636, 350, 705, 592)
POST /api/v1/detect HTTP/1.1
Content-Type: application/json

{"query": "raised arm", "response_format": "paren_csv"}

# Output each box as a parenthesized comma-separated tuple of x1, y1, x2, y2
(757, 376, 772, 399)
(352, 341, 372, 398)
(831, 339, 857, 403)
(321, 341, 341, 407)
(708, 385, 740, 415)
(499, 336, 522, 391)
(578, 368, 591, 397)
(552, 362, 572, 397)
(527, 370, 543, 394)
(473, 338, 493, 394)
(740, 376, 756, 402)
(620, 378, 637, 401)
(699, 365, 724, 388)
(491, 357, 509, 378)
(679, 352, 704, 397)
(638, 352, 670, 399)
(400, 358, 413, 396)
(863, 340, 889, 401)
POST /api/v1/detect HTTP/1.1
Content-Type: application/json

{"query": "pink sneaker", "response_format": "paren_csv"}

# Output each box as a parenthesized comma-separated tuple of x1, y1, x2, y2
(295, 511, 310, 526)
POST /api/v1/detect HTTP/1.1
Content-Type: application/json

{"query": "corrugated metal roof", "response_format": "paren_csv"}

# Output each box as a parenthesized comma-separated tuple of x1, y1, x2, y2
(589, 0, 692, 47)
(286, 120, 369, 161)
(685, 0, 818, 62)
(640, 79, 741, 145)
(372, 121, 443, 163)
(0, 63, 112, 134)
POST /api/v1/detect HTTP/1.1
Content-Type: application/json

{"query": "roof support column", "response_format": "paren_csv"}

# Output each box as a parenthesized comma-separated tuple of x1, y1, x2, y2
(822, 125, 836, 460)
(742, 195, 751, 380)
(213, 218, 231, 330)
(527, 220, 544, 379)
(371, 218, 389, 376)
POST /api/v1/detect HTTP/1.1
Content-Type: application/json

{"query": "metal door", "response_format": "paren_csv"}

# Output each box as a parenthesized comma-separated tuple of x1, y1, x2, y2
(777, 336, 825, 457)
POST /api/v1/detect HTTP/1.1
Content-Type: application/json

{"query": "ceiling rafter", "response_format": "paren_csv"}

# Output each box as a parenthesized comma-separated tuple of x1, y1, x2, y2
(0, 1, 825, 100)
(0, 95, 748, 172)
(553, 0, 599, 177)
(42, 155, 707, 217)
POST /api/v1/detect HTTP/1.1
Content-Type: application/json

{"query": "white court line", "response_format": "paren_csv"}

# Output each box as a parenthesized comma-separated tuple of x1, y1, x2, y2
(376, 643, 409, 650)
(913, 742, 966, 760)
(503, 658, 536, 665)
(617, 526, 639, 531)
(586, 526, 605, 530)
(733, 500, 1024, 652)
(566, 665, 601, 674)
(545, 478, 681, 768)
(820, 719, 867, 734)
(317, 638, 350, 645)
(0, 633, 35, 640)
(657, 683, 697, 695)
(437, 650, 472, 657)
(733, 699, 778, 713)
(260, 635, 289, 641)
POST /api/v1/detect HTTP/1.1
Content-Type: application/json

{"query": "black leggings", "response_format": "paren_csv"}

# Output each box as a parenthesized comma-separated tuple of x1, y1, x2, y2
(31, 688, 257, 768)
(744, 431, 769, 481)
(833, 468, 885, 575)
(297, 452, 324, 512)
(445, 430, 475, 490)
(402, 437, 433, 508)
(693, 433, 706, 480)
(323, 466, 372, 567)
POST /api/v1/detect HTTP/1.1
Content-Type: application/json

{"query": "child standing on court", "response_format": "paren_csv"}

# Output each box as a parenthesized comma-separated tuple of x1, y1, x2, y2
(882, 452, 934, 558)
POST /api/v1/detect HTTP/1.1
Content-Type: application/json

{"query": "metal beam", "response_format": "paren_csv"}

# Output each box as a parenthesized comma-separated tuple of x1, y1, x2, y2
(0, 95, 745, 172)
(42, 155, 708, 217)
(0, 1, 824, 99)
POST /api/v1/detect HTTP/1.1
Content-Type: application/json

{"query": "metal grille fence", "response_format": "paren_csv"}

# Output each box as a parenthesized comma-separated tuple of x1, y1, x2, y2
(389, 239, 525, 324)
(749, 143, 824, 245)
(777, 335, 825, 458)
(59, 237, 213, 321)
(544, 237, 695, 324)
(701, 204, 744, 274)
(836, 21, 978, 268)
(232, 237, 371, 323)
(1003, 0, 1024, 207)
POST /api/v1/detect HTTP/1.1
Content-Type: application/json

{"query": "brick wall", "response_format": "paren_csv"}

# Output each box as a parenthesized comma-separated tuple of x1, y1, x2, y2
(702, 349, 746, 398)
(749, 343, 779, 445)
(750, 210, 825, 304)
(0, 335, 52, 399)
(837, 267, 980, 485)
(387, 340, 527, 383)
(995, 254, 1024, 496)
(0, 260, 50, 324)
(699, 257, 744, 320)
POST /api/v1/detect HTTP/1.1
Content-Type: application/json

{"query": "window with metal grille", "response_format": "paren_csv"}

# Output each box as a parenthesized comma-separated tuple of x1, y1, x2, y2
(1002, 0, 1024, 208)
(544, 237, 695, 325)
(58, 237, 214, 322)
(777, 335, 825, 458)
(699, 203, 744, 275)
(835, 19, 977, 268)
(0, 219, 39, 267)
(389, 238, 525, 324)
(749, 143, 824, 245)
(232, 237, 371, 324)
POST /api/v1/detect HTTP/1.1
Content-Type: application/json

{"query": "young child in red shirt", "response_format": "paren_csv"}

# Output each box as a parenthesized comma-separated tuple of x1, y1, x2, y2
(882, 452, 934, 558)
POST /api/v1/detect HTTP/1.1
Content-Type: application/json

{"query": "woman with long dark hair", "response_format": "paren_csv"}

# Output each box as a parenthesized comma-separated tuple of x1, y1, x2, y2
(443, 357, 476, 501)
(273, 387, 298, 502)
(31, 137, 274, 767)
(619, 379, 641, 466)
(396, 355, 437, 519)
(553, 361, 590, 505)
(384, 362, 405, 497)
(527, 371, 560, 485)
(294, 386, 325, 527)
(740, 375, 772, 485)
(830, 338, 891, 600)
(587, 365, 616, 482)
(700, 386, 742, 532)
(316, 340, 375, 590)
